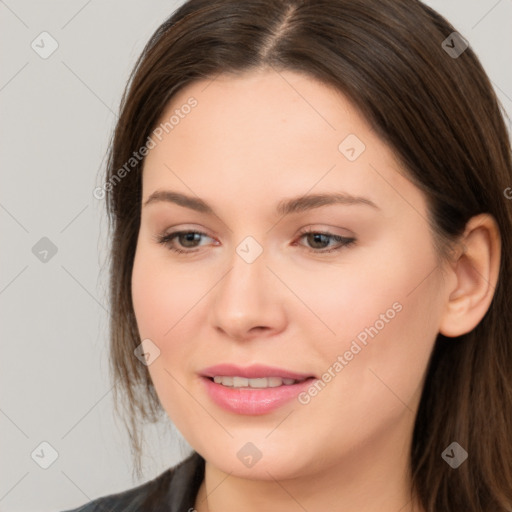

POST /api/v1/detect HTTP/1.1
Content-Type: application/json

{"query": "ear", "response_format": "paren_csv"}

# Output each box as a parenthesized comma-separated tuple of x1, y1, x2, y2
(439, 213, 501, 338)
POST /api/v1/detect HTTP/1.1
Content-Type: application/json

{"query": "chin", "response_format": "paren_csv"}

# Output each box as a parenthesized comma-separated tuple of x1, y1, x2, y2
(197, 436, 321, 481)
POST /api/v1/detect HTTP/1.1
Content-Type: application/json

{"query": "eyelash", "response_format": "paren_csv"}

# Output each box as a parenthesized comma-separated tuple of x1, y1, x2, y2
(155, 228, 356, 255)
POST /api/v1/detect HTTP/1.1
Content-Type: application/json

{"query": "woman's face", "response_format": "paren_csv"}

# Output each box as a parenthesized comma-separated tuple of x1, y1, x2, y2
(131, 68, 451, 480)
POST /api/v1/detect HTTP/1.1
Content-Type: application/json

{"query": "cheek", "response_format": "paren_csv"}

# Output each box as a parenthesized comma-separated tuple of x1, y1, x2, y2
(312, 241, 442, 420)
(300, 238, 434, 354)
(131, 245, 204, 341)
(131, 246, 204, 423)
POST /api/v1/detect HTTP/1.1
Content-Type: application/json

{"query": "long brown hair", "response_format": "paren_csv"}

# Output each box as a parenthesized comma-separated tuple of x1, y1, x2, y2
(103, 0, 512, 509)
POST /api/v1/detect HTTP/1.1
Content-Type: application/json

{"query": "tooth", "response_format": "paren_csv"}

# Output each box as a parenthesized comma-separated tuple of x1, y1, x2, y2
(267, 377, 283, 387)
(232, 376, 249, 387)
(212, 375, 304, 388)
(248, 377, 268, 388)
(221, 376, 234, 386)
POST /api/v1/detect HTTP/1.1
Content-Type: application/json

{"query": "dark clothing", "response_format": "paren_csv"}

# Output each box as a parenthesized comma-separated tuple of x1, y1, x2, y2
(61, 451, 205, 512)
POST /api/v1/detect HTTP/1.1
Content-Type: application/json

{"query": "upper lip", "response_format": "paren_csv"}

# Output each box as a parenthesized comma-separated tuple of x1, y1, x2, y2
(200, 363, 315, 380)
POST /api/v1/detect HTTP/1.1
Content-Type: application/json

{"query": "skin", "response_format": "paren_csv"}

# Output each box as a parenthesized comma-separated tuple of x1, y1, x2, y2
(131, 68, 501, 512)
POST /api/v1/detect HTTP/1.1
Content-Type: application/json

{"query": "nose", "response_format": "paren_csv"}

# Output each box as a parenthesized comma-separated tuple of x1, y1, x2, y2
(209, 242, 287, 342)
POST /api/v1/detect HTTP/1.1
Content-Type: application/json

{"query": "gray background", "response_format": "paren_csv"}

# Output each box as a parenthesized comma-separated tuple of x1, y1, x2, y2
(1, 1, 511, 511)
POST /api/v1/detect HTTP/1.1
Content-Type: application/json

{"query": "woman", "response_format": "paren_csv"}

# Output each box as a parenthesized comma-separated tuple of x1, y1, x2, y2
(64, 0, 512, 510)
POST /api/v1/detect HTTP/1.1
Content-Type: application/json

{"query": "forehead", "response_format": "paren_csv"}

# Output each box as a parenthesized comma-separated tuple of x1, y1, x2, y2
(141, 68, 426, 220)
(155, 68, 368, 151)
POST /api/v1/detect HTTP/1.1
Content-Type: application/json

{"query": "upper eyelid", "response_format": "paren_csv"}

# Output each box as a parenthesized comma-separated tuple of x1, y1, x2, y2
(161, 223, 352, 235)
(162, 227, 346, 237)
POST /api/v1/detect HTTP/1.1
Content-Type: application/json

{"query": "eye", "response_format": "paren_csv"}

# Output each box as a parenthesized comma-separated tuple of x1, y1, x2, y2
(154, 228, 356, 255)
(296, 228, 356, 254)
(155, 230, 215, 254)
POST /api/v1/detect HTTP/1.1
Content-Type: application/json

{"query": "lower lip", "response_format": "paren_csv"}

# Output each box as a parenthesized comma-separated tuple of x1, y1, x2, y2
(201, 376, 316, 415)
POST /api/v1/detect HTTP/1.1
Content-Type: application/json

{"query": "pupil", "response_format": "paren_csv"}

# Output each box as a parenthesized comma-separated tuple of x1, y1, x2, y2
(181, 233, 199, 247)
(309, 233, 328, 248)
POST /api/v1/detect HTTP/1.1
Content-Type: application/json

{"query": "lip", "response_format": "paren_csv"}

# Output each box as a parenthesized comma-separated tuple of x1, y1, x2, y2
(200, 363, 315, 380)
(199, 364, 317, 415)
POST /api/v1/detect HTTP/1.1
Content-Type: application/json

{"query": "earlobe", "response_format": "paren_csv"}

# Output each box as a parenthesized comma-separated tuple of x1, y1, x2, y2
(439, 213, 501, 338)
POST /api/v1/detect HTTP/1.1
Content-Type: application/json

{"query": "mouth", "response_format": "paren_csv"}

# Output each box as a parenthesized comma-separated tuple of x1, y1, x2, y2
(200, 363, 315, 381)
(206, 375, 311, 388)
(199, 364, 317, 415)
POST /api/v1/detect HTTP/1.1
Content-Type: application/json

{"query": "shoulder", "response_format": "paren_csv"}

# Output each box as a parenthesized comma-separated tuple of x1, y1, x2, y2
(60, 451, 204, 512)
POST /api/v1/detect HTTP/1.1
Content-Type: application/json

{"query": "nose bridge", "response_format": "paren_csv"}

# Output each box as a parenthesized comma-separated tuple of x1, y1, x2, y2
(210, 234, 284, 338)
(219, 235, 268, 314)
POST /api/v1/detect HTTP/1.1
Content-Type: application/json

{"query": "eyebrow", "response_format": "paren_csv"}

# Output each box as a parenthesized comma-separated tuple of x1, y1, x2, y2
(143, 190, 380, 215)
